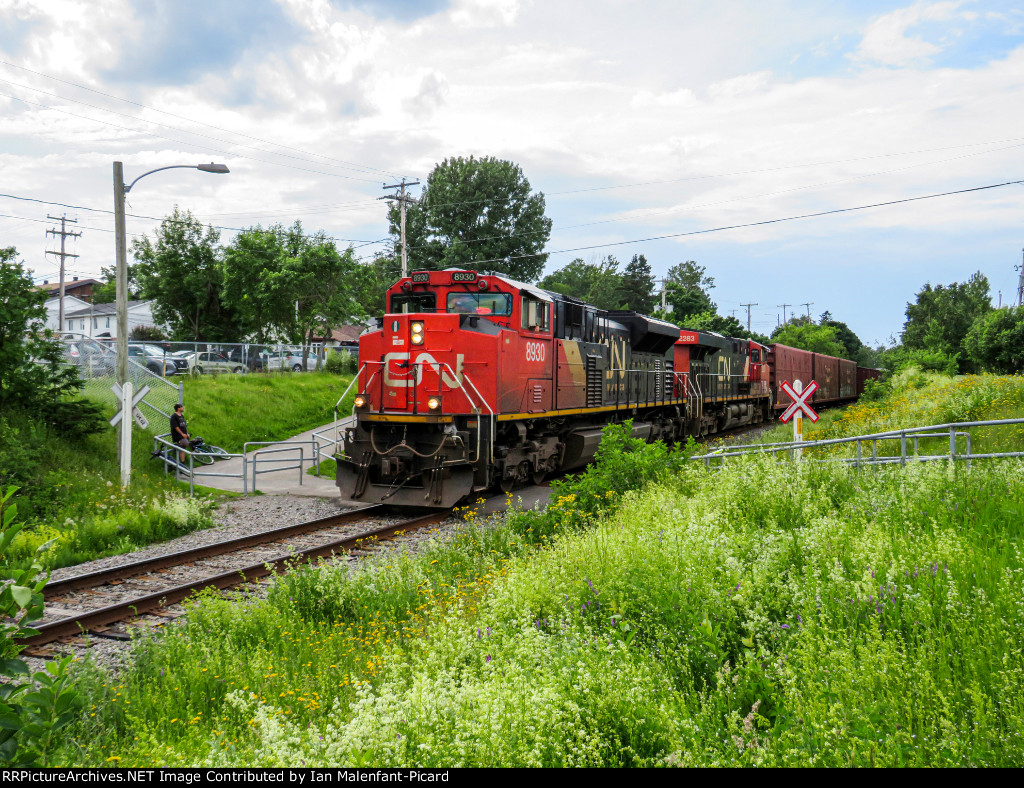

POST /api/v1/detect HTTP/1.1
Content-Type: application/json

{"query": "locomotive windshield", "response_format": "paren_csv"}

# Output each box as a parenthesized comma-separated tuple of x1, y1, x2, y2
(390, 293, 437, 313)
(446, 292, 512, 315)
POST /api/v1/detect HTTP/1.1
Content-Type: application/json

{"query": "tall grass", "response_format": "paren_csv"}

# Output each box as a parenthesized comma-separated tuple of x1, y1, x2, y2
(48, 374, 1024, 766)
(181, 372, 355, 453)
(59, 456, 1024, 765)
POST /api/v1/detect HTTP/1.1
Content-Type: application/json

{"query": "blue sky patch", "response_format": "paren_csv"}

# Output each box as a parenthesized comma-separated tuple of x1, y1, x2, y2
(102, 0, 300, 86)
(329, 0, 450, 23)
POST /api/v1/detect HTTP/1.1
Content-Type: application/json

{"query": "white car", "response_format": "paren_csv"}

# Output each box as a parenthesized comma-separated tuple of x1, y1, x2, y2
(267, 350, 322, 372)
(192, 351, 245, 375)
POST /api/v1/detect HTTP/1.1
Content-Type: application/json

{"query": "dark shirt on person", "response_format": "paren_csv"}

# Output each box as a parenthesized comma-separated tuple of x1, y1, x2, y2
(171, 412, 188, 443)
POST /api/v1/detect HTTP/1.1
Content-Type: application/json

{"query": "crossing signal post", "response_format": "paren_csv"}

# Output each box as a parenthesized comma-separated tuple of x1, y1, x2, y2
(779, 379, 819, 459)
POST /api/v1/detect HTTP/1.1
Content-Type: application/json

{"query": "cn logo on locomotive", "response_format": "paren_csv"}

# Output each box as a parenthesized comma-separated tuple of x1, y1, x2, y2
(384, 351, 464, 388)
(525, 341, 546, 362)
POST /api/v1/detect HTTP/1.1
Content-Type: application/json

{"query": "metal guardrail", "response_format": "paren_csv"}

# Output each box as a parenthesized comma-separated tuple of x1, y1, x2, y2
(152, 433, 246, 495)
(693, 417, 1024, 469)
(244, 440, 317, 492)
(153, 435, 325, 494)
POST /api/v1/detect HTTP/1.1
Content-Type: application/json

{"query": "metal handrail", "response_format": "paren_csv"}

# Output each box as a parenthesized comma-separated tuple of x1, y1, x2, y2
(152, 433, 246, 495)
(692, 417, 1024, 468)
(243, 440, 316, 491)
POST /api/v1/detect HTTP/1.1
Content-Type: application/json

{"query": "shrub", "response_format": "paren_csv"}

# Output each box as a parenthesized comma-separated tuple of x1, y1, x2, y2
(0, 486, 81, 766)
(324, 351, 357, 375)
(509, 420, 697, 542)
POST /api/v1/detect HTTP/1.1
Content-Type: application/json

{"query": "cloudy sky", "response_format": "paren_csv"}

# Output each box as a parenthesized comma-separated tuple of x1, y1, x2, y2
(2, 0, 1023, 343)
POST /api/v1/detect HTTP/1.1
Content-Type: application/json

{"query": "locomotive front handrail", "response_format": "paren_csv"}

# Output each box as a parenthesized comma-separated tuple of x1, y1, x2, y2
(347, 359, 495, 469)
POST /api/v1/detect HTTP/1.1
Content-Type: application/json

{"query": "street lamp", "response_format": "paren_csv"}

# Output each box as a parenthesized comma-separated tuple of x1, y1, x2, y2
(113, 161, 230, 487)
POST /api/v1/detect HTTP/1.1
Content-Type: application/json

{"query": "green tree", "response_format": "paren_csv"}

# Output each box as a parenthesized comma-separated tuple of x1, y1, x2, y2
(351, 255, 402, 318)
(817, 310, 864, 360)
(284, 229, 361, 366)
(133, 207, 239, 341)
(676, 309, 767, 343)
(965, 307, 1024, 374)
(616, 254, 656, 313)
(0, 249, 90, 424)
(221, 225, 295, 343)
(771, 319, 845, 356)
(91, 263, 143, 305)
(538, 256, 623, 310)
(663, 260, 716, 318)
(902, 272, 992, 372)
(396, 156, 552, 281)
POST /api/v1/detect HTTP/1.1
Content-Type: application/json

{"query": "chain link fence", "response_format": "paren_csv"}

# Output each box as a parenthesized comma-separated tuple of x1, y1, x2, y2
(68, 339, 358, 375)
(60, 336, 183, 435)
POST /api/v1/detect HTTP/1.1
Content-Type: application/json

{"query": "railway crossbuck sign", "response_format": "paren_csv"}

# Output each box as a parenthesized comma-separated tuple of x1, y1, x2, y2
(779, 379, 819, 423)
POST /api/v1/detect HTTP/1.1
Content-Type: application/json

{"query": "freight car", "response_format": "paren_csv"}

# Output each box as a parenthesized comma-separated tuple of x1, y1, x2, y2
(768, 345, 880, 411)
(336, 269, 868, 507)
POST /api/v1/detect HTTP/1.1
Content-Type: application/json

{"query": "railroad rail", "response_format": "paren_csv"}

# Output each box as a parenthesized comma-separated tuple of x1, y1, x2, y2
(23, 505, 453, 649)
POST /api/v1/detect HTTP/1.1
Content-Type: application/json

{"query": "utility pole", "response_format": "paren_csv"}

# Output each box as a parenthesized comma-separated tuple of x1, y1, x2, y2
(1016, 248, 1024, 307)
(658, 278, 674, 312)
(379, 178, 420, 277)
(46, 215, 81, 335)
(740, 302, 757, 333)
(801, 302, 814, 320)
(777, 303, 791, 325)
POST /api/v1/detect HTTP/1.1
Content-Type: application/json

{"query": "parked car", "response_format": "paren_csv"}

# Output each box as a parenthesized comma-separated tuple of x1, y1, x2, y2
(127, 345, 176, 376)
(170, 349, 197, 373)
(225, 345, 266, 372)
(267, 349, 323, 372)
(67, 342, 115, 378)
(192, 351, 245, 375)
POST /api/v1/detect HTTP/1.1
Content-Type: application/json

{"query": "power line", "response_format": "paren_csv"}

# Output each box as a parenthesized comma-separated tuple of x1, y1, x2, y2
(0, 193, 387, 245)
(468, 178, 1024, 266)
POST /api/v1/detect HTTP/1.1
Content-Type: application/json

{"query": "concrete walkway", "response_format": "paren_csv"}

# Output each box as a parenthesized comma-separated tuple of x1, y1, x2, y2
(179, 417, 353, 497)
(173, 417, 553, 511)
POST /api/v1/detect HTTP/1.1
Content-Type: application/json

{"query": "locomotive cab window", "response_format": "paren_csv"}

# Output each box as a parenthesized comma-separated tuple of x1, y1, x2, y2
(390, 293, 437, 314)
(446, 292, 512, 315)
(521, 294, 550, 333)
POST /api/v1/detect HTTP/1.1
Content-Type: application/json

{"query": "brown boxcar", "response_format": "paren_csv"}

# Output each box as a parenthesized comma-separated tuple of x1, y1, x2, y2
(838, 358, 857, 400)
(768, 344, 814, 409)
(812, 353, 839, 403)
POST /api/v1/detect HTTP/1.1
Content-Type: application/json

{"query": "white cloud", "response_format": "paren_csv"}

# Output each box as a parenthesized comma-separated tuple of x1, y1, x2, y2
(450, 0, 525, 28)
(854, 1, 968, 66)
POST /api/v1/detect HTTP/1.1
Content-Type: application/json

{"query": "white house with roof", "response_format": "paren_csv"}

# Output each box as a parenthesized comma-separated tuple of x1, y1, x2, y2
(43, 295, 90, 334)
(61, 300, 159, 339)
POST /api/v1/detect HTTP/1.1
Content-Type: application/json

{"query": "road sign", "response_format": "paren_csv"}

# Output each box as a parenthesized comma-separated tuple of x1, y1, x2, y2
(132, 407, 149, 430)
(779, 379, 819, 423)
(108, 383, 151, 427)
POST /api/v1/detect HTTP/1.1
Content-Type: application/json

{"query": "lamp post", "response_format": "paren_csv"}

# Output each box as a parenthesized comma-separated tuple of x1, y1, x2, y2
(113, 161, 229, 487)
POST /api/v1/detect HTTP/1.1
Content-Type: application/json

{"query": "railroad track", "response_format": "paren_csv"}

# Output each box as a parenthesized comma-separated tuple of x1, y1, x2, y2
(22, 505, 455, 652)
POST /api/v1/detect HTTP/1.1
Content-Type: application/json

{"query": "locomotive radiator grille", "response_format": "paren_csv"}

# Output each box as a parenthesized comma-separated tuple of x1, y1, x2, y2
(586, 355, 602, 407)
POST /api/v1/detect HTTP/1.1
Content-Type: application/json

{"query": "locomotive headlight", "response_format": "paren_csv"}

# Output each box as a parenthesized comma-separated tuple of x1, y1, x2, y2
(427, 396, 442, 411)
(411, 321, 425, 344)
(354, 395, 367, 408)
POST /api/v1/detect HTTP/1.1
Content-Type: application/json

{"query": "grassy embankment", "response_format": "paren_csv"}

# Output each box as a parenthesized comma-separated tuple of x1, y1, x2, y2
(3, 372, 353, 570)
(51, 370, 1024, 767)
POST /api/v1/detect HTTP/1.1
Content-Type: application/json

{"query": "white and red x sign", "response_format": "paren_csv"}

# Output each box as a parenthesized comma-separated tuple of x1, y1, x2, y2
(780, 380, 819, 423)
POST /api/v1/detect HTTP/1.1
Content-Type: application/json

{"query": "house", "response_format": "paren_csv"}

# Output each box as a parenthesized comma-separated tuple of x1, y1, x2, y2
(313, 325, 366, 350)
(43, 295, 90, 334)
(36, 277, 102, 303)
(61, 300, 158, 339)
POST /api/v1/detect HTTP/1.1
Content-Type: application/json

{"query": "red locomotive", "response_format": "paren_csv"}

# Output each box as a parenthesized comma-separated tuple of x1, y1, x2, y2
(336, 269, 880, 507)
